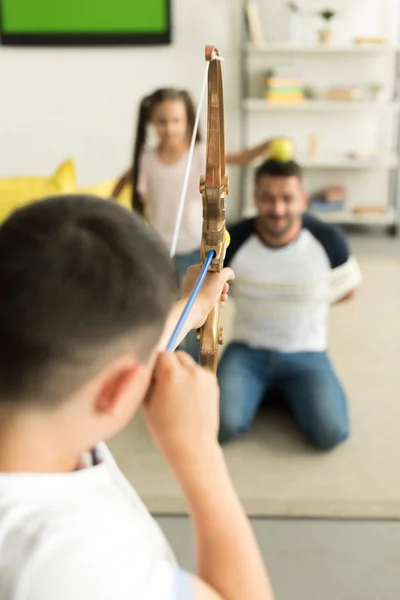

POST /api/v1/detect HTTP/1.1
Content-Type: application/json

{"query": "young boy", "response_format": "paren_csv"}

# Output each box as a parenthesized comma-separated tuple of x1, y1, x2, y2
(0, 195, 274, 600)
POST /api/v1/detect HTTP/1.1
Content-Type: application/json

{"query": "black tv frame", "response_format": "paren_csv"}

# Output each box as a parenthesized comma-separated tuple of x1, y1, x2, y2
(0, 0, 171, 46)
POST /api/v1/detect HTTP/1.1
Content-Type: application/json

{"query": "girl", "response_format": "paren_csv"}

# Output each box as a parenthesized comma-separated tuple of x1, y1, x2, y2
(113, 87, 273, 359)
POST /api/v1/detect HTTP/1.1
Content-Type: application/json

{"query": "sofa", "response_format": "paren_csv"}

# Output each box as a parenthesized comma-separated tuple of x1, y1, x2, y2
(0, 159, 131, 224)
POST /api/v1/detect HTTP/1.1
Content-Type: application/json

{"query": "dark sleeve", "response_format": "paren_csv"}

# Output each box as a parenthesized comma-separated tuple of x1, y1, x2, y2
(303, 215, 350, 269)
(224, 218, 256, 267)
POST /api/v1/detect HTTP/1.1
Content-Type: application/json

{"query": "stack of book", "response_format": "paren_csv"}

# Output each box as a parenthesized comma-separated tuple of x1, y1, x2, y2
(309, 187, 346, 212)
(265, 70, 305, 104)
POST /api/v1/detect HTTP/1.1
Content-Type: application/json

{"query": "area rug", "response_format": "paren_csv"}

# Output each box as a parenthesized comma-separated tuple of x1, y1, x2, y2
(108, 258, 400, 518)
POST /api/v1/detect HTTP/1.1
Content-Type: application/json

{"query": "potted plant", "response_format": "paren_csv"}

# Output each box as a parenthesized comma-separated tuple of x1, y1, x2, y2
(367, 83, 384, 102)
(317, 9, 336, 44)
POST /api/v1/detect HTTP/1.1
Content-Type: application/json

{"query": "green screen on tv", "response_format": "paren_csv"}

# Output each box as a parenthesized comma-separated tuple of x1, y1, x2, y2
(0, 0, 171, 45)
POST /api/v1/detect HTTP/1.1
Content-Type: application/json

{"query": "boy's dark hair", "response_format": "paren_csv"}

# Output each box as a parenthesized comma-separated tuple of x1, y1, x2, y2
(255, 159, 303, 184)
(0, 195, 178, 404)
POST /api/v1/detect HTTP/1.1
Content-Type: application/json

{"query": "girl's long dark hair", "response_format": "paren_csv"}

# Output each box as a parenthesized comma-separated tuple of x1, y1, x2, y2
(131, 88, 201, 215)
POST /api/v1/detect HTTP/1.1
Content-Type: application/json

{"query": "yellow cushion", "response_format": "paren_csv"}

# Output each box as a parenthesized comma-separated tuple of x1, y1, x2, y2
(115, 184, 132, 210)
(79, 180, 132, 210)
(0, 160, 76, 223)
(0, 160, 132, 225)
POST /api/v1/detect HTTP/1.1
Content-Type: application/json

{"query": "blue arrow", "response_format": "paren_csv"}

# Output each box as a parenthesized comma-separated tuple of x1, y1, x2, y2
(166, 249, 215, 352)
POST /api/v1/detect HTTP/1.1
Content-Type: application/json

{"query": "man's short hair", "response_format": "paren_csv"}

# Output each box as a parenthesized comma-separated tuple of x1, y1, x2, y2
(0, 195, 178, 405)
(255, 159, 303, 184)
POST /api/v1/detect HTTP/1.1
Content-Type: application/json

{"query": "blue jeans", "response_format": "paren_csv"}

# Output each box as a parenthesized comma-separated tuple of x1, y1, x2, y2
(217, 343, 349, 450)
(174, 249, 201, 362)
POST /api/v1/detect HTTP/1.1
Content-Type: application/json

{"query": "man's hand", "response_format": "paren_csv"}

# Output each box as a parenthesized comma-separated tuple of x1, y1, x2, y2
(143, 351, 220, 468)
(182, 264, 235, 330)
(333, 289, 356, 305)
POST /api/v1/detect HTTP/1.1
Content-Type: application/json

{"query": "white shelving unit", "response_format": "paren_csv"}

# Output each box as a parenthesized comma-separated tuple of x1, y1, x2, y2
(243, 42, 399, 54)
(306, 207, 396, 225)
(240, 1, 400, 235)
(281, 154, 398, 169)
(243, 98, 400, 113)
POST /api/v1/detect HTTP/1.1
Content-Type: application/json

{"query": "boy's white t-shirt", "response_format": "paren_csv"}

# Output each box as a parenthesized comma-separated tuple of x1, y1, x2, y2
(137, 143, 206, 255)
(0, 443, 192, 600)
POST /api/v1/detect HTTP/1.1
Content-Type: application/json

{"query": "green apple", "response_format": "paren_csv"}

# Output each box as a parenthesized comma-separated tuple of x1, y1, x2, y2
(269, 138, 294, 162)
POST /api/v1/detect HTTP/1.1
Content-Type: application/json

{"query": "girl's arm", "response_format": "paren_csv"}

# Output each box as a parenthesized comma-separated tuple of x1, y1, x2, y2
(114, 136, 272, 199)
(226, 139, 272, 166)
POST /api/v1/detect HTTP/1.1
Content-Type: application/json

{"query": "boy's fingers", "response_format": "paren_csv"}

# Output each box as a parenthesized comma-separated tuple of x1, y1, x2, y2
(220, 267, 235, 283)
(186, 266, 234, 287)
(174, 350, 198, 371)
(208, 269, 234, 295)
(185, 264, 201, 281)
(154, 351, 198, 379)
(153, 351, 180, 380)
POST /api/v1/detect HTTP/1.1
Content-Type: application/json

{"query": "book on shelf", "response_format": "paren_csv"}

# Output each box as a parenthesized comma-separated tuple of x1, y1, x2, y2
(265, 73, 305, 104)
(353, 206, 387, 214)
(354, 37, 388, 46)
(309, 187, 346, 212)
(244, 2, 263, 46)
(325, 86, 365, 101)
(309, 201, 344, 213)
(324, 186, 347, 202)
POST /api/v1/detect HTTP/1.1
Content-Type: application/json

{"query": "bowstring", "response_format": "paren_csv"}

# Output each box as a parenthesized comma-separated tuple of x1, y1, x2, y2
(169, 61, 209, 258)
(169, 54, 224, 259)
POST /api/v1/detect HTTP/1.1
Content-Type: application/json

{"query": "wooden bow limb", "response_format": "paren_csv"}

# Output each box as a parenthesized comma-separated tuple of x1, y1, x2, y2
(196, 45, 229, 372)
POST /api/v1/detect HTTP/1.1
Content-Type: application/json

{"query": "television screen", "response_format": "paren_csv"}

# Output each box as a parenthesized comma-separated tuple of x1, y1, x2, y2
(0, 0, 171, 45)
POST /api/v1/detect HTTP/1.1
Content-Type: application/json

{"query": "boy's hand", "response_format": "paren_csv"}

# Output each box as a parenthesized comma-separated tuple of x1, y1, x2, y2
(182, 265, 235, 330)
(143, 351, 220, 468)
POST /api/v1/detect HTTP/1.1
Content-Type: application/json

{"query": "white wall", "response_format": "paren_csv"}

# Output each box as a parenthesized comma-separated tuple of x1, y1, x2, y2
(0, 0, 242, 197)
(1, 0, 399, 219)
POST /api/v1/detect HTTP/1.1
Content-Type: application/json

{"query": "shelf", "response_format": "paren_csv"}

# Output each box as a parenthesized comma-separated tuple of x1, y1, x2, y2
(297, 154, 398, 169)
(243, 42, 398, 54)
(242, 207, 396, 226)
(242, 154, 397, 169)
(243, 99, 400, 112)
(310, 208, 396, 225)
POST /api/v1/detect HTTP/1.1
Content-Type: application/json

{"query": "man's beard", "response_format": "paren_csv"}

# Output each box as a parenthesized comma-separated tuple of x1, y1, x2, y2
(259, 215, 297, 239)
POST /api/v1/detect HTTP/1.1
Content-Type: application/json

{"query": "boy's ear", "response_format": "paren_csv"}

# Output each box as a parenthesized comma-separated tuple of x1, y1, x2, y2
(94, 358, 144, 417)
(303, 192, 310, 208)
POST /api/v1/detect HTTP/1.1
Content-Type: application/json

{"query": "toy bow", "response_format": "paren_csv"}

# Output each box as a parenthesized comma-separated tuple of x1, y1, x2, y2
(166, 45, 229, 373)
(196, 45, 229, 371)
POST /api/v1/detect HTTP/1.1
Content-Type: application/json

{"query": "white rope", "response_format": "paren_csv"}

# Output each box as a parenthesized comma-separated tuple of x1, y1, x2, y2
(169, 63, 209, 257)
(169, 53, 224, 259)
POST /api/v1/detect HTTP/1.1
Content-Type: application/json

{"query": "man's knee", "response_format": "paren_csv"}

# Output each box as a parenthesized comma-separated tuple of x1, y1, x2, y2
(218, 411, 248, 445)
(308, 422, 349, 451)
(218, 419, 242, 445)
